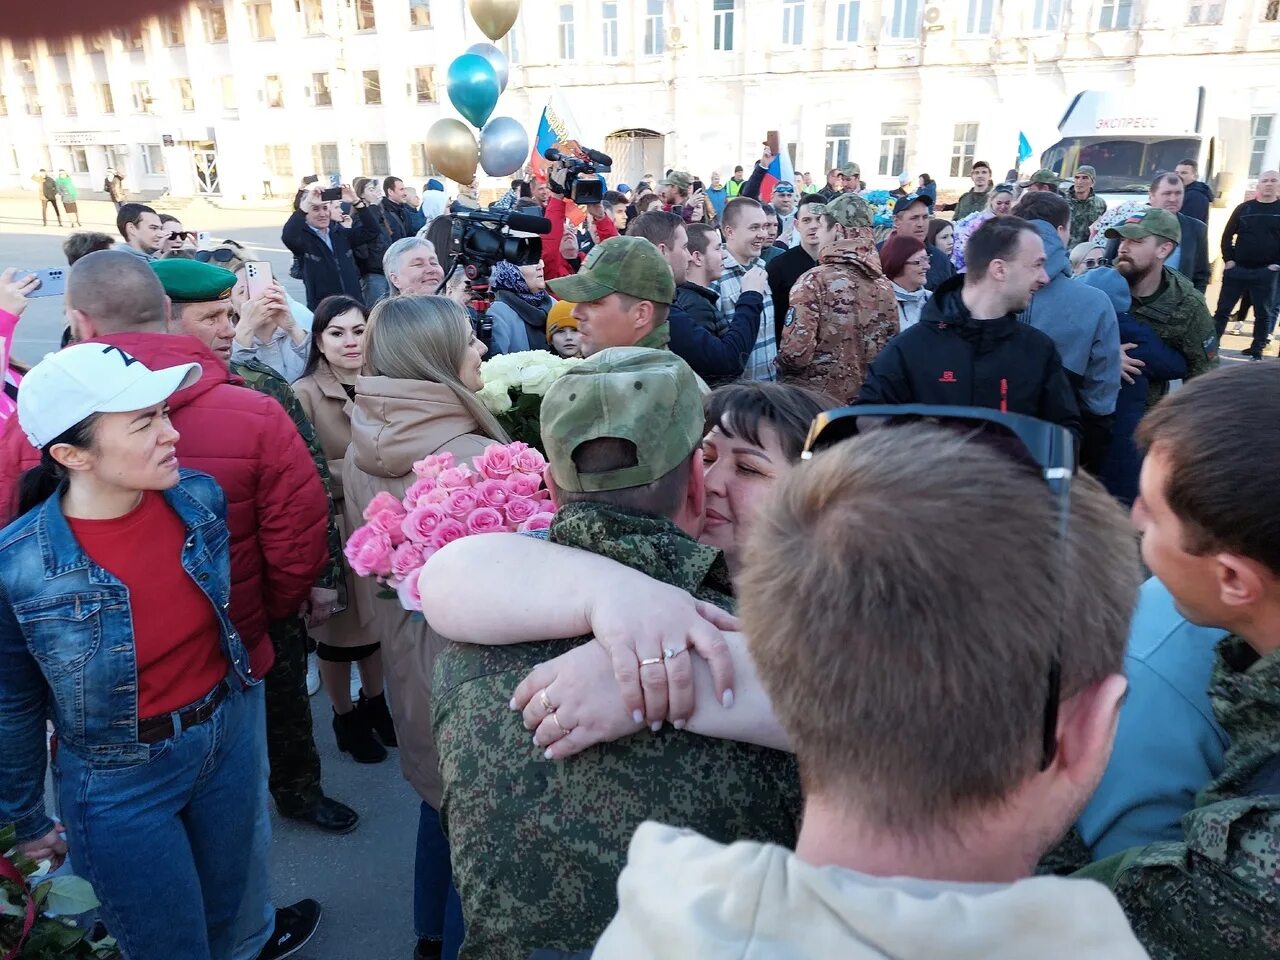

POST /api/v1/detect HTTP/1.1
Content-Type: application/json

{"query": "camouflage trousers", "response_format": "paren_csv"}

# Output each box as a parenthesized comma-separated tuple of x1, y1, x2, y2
(265, 616, 322, 815)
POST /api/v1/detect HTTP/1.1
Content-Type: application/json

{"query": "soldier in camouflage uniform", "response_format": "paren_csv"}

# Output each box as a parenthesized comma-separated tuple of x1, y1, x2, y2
(432, 349, 801, 960)
(1063, 165, 1108, 248)
(778, 192, 898, 404)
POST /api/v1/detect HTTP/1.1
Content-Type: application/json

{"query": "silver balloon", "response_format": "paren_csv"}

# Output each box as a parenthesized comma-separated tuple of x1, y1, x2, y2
(479, 116, 529, 178)
(465, 42, 510, 94)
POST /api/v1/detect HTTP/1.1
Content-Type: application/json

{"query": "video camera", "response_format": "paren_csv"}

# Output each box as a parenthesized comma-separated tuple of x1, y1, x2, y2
(543, 143, 613, 207)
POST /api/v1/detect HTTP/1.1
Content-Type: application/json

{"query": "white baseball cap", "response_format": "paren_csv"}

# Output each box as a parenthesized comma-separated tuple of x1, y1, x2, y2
(18, 343, 201, 449)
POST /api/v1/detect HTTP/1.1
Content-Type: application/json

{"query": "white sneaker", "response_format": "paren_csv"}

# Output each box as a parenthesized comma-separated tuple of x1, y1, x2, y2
(306, 653, 320, 697)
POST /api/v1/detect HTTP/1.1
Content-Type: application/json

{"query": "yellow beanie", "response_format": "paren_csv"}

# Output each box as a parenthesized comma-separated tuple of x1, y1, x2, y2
(547, 298, 579, 336)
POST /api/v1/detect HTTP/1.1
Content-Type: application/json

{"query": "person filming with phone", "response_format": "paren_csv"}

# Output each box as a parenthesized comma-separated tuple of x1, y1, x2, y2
(283, 182, 377, 310)
(230, 262, 311, 384)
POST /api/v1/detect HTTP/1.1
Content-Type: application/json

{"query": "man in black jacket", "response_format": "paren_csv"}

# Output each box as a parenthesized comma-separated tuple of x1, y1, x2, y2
(1104, 173, 1210, 293)
(1212, 168, 1280, 357)
(1175, 159, 1214, 224)
(282, 182, 377, 310)
(766, 194, 836, 337)
(858, 216, 1081, 436)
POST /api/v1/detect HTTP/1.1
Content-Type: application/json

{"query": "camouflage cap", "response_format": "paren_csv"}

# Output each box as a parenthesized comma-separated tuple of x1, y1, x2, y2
(1104, 206, 1182, 244)
(840, 162, 861, 177)
(546, 236, 676, 305)
(540, 347, 703, 494)
(658, 170, 693, 192)
(151, 258, 235, 303)
(1030, 169, 1061, 185)
(1076, 165, 1097, 179)
(824, 192, 873, 229)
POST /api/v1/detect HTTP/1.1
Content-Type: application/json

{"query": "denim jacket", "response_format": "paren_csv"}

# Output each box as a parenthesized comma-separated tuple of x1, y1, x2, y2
(0, 470, 255, 843)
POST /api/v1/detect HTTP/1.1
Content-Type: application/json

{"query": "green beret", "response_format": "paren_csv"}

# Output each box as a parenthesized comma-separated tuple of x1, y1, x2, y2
(151, 259, 235, 303)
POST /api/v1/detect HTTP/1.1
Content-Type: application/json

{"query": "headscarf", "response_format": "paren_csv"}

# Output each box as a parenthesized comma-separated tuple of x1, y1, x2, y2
(491, 261, 545, 307)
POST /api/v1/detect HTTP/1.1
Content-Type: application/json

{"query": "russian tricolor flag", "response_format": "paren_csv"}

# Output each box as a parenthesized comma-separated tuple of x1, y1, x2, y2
(758, 148, 795, 204)
(529, 90, 586, 226)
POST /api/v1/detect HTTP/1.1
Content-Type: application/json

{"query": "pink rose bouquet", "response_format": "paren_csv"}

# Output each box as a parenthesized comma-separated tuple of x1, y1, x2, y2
(344, 441, 556, 612)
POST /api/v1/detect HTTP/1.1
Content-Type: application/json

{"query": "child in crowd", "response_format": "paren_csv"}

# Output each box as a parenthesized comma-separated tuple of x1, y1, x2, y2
(546, 299, 583, 358)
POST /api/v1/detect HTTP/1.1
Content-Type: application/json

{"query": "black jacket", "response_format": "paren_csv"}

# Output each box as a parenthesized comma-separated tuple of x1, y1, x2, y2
(856, 276, 1081, 436)
(766, 245, 817, 338)
(1105, 212, 1209, 293)
(1219, 198, 1280, 268)
(674, 282, 721, 334)
(1181, 180, 1214, 225)
(281, 210, 376, 310)
(668, 290, 764, 384)
(352, 203, 406, 276)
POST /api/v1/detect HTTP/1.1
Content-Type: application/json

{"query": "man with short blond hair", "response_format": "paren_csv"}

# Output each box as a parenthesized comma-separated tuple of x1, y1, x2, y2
(714, 197, 776, 380)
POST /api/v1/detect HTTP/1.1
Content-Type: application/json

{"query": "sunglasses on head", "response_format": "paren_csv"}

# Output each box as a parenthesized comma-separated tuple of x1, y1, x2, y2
(195, 248, 239, 263)
(774, 185, 796, 195)
(802, 404, 1076, 772)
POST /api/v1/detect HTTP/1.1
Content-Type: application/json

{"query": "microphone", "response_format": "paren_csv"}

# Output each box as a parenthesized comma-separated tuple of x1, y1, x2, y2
(543, 147, 565, 162)
(543, 146, 614, 168)
(505, 211, 553, 234)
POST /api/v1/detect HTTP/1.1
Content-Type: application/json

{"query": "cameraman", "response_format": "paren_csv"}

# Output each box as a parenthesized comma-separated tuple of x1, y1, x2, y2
(543, 160, 620, 282)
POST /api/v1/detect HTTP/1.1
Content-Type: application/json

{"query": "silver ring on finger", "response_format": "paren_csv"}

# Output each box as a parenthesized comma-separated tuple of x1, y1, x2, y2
(663, 646, 688, 660)
(638, 656, 664, 667)
(549, 712, 569, 736)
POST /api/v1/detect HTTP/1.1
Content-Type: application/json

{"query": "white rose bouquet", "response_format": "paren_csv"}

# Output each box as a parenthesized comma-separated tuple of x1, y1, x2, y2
(478, 350, 584, 453)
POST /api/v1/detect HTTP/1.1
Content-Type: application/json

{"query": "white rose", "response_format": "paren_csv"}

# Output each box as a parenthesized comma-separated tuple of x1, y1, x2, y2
(519, 363, 559, 395)
(477, 380, 513, 414)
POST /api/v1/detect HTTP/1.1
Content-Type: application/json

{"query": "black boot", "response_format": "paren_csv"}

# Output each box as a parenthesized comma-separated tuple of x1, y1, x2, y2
(332, 706, 386, 763)
(360, 691, 398, 747)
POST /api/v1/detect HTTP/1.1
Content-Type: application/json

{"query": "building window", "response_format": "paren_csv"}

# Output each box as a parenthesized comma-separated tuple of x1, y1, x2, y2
(879, 120, 907, 177)
(1266, 0, 1279, 21)
(87, 35, 106, 54)
(0, 93, 7, 116)
(559, 5, 575, 59)
(824, 123, 851, 172)
(713, 0, 736, 50)
(644, 0, 665, 55)
(265, 144, 293, 177)
(362, 142, 390, 176)
(265, 74, 284, 108)
(47, 37, 67, 56)
(23, 85, 40, 117)
(885, 0, 920, 38)
(1250, 115, 1274, 178)
(122, 26, 146, 51)
(410, 0, 431, 27)
(60, 84, 77, 116)
(163, 12, 186, 44)
(97, 82, 115, 114)
(313, 142, 341, 179)
(131, 81, 153, 114)
(411, 141, 440, 178)
(303, 0, 325, 34)
(502, 29, 520, 63)
(142, 144, 166, 175)
(175, 77, 195, 111)
(313, 72, 332, 106)
(220, 75, 237, 109)
(203, 2, 230, 41)
(950, 123, 978, 177)
(782, 0, 805, 45)
(247, 2, 275, 39)
(835, 1, 860, 40)
(1098, 0, 1133, 30)
(1185, 1, 1223, 24)
(964, 0, 994, 33)
(1031, 0, 1063, 30)
(362, 70, 381, 105)
(355, 0, 376, 30)
(414, 66, 436, 102)
(602, 1, 619, 57)
(69, 146, 90, 173)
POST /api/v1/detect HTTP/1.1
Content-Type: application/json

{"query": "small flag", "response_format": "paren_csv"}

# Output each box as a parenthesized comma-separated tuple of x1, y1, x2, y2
(1017, 132, 1033, 166)
(759, 147, 796, 205)
(531, 90, 587, 225)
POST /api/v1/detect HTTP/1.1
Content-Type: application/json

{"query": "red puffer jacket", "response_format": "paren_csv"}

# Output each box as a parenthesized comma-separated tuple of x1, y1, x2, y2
(0, 333, 328, 678)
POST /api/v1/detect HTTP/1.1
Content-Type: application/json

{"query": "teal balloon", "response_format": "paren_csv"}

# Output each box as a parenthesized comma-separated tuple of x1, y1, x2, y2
(447, 53, 501, 129)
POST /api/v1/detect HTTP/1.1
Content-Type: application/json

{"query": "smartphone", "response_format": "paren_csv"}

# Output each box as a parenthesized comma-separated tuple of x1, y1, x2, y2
(243, 261, 273, 302)
(196, 230, 212, 244)
(320, 186, 343, 202)
(764, 130, 781, 158)
(302, 174, 320, 186)
(329, 174, 341, 187)
(692, 179, 705, 193)
(24, 267, 66, 299)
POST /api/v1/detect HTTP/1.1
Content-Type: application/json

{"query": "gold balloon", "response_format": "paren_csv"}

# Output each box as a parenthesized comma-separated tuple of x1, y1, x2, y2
(467, 0, 521, 42)
(426, 118, 479, 185)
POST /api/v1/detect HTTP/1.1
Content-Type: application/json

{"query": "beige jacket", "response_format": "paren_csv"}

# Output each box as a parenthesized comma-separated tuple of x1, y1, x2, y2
(594, 822, 1150, 960)
(342, 375, 496, 806)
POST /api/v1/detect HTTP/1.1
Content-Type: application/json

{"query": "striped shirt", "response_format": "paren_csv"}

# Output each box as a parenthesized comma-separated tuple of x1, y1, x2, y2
(713, 250, 776, 381)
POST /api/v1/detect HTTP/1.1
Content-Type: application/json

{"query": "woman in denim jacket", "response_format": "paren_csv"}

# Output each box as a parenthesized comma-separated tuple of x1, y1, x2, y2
(0, 343, 263, 960)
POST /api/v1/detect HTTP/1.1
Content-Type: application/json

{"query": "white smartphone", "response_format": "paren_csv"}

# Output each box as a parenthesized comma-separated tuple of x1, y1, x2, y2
(196, 230, 212, 244)
(24, 267, 66, 299)
(244, 260, 273, 301)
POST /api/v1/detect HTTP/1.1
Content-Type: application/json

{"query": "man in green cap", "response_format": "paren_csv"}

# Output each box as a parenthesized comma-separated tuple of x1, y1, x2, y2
(1027, 168, 1064, 193)
(431, 347, 801, 960)
(1065, 165, 1107, 248)
(1107, 206, 1217, 405)
(657, 169, 698, 223)
(780, 192, 897, 402)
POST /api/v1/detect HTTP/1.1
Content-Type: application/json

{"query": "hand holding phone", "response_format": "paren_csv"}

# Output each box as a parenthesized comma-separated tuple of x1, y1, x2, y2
(0, 267, 42, 314)
(18, 268, 66, 301)
(320, 186, 343, 202)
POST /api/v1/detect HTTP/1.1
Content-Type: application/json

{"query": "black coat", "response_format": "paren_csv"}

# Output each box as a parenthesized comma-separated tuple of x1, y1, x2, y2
(281, 210, 376, 310)
(857, 276, 1081, 436)
(766, 245, 817, 338)
(1105, 212, 1209, 293)
(674, 282, 721, 334)
(352, 203, 406, 276)
(668, 290, 764, 384)
(1180, 181, 1214, 225)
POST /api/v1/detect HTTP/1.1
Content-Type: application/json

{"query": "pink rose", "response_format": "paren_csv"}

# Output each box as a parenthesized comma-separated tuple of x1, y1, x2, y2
(474, 444, 514, 480)
(403, 477, 439, 508)
(390, 541, 429, 582)
(507, 441, 529, 454)
(503, 496, 540, 525)
(418, 487, 451, 506)
(473, 479, 511, 509)
(513, 447, 546, 475)
(465, 506, 509, 535)
(517, 513, 555, 534)
(361, 490, 406, 523)
(345, 524, 394, 578)
(437, 465, 476, 490)
(411, 452, 455, 479)
(505, 472, 544, 499)
(445, 489, 480, 520)
(426, 518, 468, 551)
(395, 571, 423, 612)
(402, 504, 449, 543)
(368, 508, 408, 546)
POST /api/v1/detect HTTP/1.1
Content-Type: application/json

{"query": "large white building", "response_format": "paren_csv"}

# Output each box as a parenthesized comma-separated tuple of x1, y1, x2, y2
(1, 0, 1277, 203)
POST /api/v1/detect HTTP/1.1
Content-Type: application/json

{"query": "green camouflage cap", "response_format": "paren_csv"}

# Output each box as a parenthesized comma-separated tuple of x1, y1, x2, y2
(540, 347, 703, 494)
(1030, 169, 1061, 185)
(1075, 165, 1097, 179)
(546, 236, 676, 305)
(824, 192, 873, 229)
(840, 162, 860, 177)
(658, 170, 692, 192)
(151, 258, 235, 303)
(1104, 206, 1182, 244)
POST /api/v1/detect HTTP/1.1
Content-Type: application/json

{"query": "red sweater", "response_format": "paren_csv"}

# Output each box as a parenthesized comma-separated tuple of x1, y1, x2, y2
(541, 195, 621, 282)
(67, 491, 227, 718)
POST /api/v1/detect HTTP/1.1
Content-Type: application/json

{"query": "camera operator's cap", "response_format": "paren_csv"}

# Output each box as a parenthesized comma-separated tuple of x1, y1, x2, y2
(540, 347, 703, 494)
(152, 259, 235, 303)
(1104, 206, 1182, 244)
(840, 162, 860, 177)
(546, 236, 676, 305)
(825, 192, 873, 229)
(1030, 169, 1061, 185)
(658, 170, 692, 192)
(17, 343, 200, 449)
(1076, 165, 1097, 179)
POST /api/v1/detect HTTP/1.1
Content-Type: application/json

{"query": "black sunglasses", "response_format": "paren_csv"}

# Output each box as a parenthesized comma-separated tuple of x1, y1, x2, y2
(195, 248, 239, 263)
(802, 404, 1076, 772)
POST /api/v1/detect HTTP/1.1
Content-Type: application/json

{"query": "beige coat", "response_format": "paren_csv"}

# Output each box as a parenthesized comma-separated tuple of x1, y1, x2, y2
(292, 363, 365, 649)
(342, 375, 496, 807)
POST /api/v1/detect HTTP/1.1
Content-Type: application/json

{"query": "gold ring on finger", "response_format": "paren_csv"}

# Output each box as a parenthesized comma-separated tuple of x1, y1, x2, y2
(539, 689, 554, 713)
(638, 656, 664, 667)
(550, 712, 568, 735)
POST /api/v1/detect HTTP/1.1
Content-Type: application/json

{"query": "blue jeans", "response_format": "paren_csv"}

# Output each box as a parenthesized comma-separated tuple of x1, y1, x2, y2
(415, 802, 464, 959)
(57, 680, 262, 960)
(231, 684, 274, 960)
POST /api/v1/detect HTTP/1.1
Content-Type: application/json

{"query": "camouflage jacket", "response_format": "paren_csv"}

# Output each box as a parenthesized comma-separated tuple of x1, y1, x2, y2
(778, 231, 899, 404)
(952, 187, 992, 222)
(432, 503, 801, 960)
(232, 358, 344, 597)
(1063, 188, 1108, 248)
(1130, 267, 1218, 409)
(1077, 636, 1280, 959)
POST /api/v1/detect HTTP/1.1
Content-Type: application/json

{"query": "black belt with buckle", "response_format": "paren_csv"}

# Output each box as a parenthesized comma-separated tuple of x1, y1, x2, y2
(136, 681, 230, 744)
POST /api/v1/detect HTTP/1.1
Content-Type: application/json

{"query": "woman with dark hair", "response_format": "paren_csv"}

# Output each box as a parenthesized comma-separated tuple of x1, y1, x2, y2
(926, 218, 954, 259)
(917, 173, 937, 212)
(1, 344, 261, 960)
(878, 233, 932, 331)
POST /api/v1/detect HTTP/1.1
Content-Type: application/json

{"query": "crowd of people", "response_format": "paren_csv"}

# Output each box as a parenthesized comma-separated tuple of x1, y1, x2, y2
(0, 132, 1278, 960)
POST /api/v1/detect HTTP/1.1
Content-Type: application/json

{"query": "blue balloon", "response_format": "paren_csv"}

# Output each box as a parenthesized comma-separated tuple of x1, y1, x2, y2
(447, 53, 501, 129)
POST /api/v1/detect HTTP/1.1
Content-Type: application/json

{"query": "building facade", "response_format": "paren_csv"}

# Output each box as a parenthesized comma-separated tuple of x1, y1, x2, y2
(1, 0, 1277, 203)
